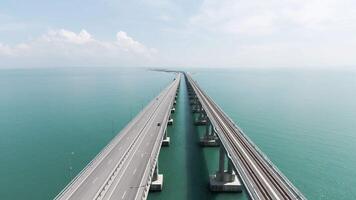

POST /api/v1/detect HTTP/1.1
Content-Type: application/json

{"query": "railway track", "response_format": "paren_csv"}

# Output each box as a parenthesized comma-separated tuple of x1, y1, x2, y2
(186, 73, 305, 200)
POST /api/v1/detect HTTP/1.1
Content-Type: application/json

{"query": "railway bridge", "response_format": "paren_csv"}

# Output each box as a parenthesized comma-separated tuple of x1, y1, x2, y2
(55, 72, 305, 200)
(186, 72, 305, 200)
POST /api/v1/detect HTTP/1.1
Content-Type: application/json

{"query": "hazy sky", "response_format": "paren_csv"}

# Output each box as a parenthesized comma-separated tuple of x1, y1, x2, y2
(1, 0, 356, 68)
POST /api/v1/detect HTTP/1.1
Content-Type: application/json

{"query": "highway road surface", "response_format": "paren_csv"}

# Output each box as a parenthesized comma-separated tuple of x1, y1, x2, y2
(55, 73, 180, 200)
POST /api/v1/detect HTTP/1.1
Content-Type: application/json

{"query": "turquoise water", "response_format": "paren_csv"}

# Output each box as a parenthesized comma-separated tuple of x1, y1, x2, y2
(0, 68, 173, 199)
(1, 67, 355, 199)
(192, 69, 356, 200)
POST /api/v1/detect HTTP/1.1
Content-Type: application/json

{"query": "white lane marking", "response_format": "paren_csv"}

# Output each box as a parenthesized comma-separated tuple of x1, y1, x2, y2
(133, 168, 137, 175)
(95, 93, 172, 199)
(57, 80, 177, 199)
(92, 177, 98, 184)
(192, 79, 282, 200)
(121, 191, 126, 199)
(132, 86, 179, 200)
(95, 79, 179, 200)
(105, 121, 157, 198)
(105, 84, 178, 199)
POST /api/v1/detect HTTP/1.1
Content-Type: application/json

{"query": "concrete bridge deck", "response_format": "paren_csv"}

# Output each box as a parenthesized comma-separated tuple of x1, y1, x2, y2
(54, 71, 306, 200)
(185, 73, 305, 200)
(55, 74, 180, 200)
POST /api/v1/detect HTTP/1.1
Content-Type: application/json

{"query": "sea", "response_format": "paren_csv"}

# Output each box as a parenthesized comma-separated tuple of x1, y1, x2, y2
(0, 67, 355, 200)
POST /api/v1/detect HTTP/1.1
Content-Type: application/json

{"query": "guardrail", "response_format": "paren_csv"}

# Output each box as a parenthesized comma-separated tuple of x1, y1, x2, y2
(185, 72, 306, 200)
(55, 74, 180, 200)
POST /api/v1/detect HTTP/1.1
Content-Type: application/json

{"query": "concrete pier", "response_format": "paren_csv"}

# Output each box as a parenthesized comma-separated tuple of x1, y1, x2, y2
(200, 119, 219, 147)
(195, 110, 207, 125)
(209, 146, 242, 192)
(150, 164, 163, 191)
(200, 135, 219, 147)
(168, 118, 173, 125)
(162, 137, 170, 146)
(192, 106, 201, 113)
(209, 172, 241, 192)
(188, 81, 239, 191)
(162, 129, 170, 146)
(194, 119, 207, 125)
(191, 98, 200, 111)
(190, 97, 198, 105)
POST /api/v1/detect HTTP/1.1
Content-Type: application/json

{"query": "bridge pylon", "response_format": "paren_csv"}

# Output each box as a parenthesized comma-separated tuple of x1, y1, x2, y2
(150, 161, 163, 191)
(194, 109, 207, 125)
(209, 144, 242, 192)
(168, 115, 173, 125)
(162, 129, 170, 146)
(199, 118, 219, 147)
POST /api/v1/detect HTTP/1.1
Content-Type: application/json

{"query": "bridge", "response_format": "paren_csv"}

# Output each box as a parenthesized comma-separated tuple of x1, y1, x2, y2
(185, 72, 306, 200)
(55, 71, 306, 200)
(55, 74, 180, 200)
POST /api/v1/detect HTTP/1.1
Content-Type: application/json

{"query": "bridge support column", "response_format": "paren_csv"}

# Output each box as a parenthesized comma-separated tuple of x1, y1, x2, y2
(190, 95, 197, 105)
(209, 145, 242, 192)
(199, 119, 219, 147)
(195, 110, 207, 125)
(192, 100, 201, 113)
(150, 161, 163, 191)
(188, 92, 195, 99)
(162, 129, 170, 146)
(168, 115, 173, 125)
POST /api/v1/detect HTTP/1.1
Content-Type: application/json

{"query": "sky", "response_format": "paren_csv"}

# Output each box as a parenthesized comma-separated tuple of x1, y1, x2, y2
(1, 0, 356, 69)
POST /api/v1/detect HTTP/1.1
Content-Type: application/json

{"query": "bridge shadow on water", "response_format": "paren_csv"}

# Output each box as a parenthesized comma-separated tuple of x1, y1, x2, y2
(182, 78, 214, 200)
(148, 77, 213, 200)
(148, 77, 245, 200)
(182, 77, 246, 200)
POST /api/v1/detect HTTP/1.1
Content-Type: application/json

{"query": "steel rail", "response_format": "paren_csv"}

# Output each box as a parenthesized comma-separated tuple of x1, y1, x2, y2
(186, 75, 274, 199)
(197, 80, 303, 199)
(196, 82, 306, 199)
(185, 73, 305, 200)
(203, 90, 292, 200)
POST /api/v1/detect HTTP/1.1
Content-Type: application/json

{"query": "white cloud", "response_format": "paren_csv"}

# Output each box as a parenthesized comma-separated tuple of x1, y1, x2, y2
(116, 31, 155, 54)
(2, 1, 356, 68)
(190, 0, 276, 35)
(190, 0, 356, 35)
(179, 0, 356, 68)
(0, 43, 30, 56)
(0, 29, 157, 67)
(41, 29, 94, 44)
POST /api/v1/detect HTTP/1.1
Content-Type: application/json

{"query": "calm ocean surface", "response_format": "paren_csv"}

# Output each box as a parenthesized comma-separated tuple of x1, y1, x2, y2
(0, 67, 355, 199)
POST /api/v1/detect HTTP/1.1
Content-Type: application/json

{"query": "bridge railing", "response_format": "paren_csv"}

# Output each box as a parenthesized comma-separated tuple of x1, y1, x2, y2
(139, 74, 180, 200)
(185, 74, 262, 199)
(185, 73, 306, 200)
(208, 94, 306, 199)
(54, 78, 177, 199)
